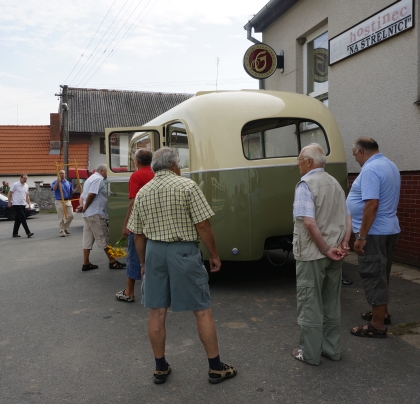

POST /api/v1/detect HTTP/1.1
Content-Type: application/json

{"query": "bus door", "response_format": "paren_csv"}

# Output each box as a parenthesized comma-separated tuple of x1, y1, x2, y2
(105, 126, 163, 244)
(166, 122, 190, 177)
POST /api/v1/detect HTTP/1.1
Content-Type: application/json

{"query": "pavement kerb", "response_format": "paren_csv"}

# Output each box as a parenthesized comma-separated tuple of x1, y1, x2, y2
(346, 251, 420, 349)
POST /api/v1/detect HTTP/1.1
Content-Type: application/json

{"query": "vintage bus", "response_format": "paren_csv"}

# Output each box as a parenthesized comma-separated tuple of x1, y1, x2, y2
(105, 90, 348, 261)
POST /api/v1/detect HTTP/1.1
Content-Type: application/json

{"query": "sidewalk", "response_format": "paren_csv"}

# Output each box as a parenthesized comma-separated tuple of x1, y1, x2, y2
(346, 251, 420, 348)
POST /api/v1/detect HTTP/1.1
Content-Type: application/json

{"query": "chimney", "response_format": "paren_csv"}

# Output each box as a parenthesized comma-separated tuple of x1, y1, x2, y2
(50, 113, 62, 154)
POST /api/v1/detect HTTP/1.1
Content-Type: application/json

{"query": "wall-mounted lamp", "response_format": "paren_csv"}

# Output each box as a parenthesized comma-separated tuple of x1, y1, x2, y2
(297, 37, 307, 45)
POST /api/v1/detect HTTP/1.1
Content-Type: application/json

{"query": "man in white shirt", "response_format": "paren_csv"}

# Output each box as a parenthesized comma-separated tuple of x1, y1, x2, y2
(78, 164, 126, 272)
(8, 174, 34, 238)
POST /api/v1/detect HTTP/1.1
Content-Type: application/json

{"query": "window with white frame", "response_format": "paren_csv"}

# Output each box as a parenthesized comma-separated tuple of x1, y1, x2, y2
(303, 28, 329, 106)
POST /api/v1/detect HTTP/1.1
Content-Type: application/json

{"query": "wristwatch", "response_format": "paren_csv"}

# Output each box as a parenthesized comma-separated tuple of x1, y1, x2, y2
(355, 232, 367, 241)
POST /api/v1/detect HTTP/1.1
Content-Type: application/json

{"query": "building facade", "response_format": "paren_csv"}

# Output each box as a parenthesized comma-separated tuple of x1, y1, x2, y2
(245, 0, 420, 266)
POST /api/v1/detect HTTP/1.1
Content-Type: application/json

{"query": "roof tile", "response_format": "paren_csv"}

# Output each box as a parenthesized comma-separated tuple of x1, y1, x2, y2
(0, 126, 89, 175)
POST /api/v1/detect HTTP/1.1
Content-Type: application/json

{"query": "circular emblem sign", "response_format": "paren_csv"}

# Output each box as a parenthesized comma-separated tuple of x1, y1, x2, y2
(243, 43, 277, 79)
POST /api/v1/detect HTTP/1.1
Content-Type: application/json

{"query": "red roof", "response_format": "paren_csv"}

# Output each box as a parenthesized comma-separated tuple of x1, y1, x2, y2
(0, 126, 89, 175)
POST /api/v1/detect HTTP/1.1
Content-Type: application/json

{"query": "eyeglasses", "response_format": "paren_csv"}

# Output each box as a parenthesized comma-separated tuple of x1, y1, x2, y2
(297, 156, 309, 162)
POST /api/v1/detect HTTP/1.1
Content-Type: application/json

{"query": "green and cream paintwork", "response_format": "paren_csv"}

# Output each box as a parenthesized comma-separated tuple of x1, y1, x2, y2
(105, 90, 347, 261)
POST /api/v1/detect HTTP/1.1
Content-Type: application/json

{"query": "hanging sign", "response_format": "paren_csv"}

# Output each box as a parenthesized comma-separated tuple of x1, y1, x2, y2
(329, 0, 413, 65)
(243, 43, 278, 79)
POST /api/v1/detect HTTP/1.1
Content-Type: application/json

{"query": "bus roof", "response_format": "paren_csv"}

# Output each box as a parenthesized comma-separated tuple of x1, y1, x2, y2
(120, 90, 346, 171)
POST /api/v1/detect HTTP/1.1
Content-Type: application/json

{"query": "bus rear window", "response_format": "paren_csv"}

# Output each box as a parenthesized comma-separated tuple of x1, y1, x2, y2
(242, 118, 328, 160)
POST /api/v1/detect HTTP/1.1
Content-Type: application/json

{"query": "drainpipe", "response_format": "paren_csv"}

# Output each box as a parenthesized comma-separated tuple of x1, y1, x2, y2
(245, 23, 265, 90)
(246, 23, 261, 45)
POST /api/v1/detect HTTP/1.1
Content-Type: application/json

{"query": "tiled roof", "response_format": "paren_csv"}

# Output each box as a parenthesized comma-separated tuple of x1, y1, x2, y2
(65, 88, 193, 133)
(0, 126, 89, 175)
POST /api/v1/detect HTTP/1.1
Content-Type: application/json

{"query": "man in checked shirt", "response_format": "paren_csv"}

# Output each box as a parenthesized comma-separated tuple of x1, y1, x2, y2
(127, 147, 237, 385)
(292, 143, 351, 366)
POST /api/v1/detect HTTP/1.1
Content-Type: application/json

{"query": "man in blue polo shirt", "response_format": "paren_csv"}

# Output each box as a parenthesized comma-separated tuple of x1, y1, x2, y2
(347, 138, 400, 339)
(51, 169, 78, 237)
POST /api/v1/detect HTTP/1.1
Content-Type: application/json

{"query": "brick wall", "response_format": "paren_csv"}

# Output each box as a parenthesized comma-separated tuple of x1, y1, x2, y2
(348, 171, 420, 268)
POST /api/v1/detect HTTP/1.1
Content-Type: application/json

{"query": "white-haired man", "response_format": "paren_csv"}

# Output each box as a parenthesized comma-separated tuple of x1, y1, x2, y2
(292, 143, 351, 365)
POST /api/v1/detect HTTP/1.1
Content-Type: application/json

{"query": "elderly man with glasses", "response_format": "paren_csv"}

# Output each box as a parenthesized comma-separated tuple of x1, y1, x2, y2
(292, 143, 351, 366)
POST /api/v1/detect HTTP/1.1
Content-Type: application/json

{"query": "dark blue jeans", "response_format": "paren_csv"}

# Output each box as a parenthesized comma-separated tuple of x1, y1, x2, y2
(13, 205, 30, 235)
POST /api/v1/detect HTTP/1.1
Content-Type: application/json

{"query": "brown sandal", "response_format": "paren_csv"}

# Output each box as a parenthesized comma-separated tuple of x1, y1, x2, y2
(153, 363, 171, 384)
(109, 261, 126, 269)
(361, 311, 391, 324)
(351, 322, 387, 338)
(208, 363, 237, 384)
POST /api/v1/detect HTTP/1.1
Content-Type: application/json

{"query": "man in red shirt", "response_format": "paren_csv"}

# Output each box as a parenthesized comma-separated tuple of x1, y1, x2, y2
(115, 149, 154, 302)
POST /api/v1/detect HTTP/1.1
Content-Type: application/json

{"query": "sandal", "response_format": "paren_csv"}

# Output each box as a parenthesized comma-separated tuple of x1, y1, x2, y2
(208, 362, 237, 384)
(361, 311, 391, 324)
(109, 261, 126, 269)
(351, 322, 387, 338)
(153, 363, 171, 384)
(115, 290, 134, 302)
(82, 263, 98, 271)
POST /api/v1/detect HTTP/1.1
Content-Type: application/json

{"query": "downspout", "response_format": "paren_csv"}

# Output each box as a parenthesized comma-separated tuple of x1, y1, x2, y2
(245, 22, 265, 90)
(246, 23, 261, 45)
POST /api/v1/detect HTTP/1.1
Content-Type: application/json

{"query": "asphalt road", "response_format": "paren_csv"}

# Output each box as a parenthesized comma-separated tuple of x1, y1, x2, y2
(1, 214, 420, 404)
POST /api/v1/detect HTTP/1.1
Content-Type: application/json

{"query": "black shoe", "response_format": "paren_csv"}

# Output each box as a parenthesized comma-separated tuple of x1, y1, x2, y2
(342, 277, 352, 285)
(27, 232, 34, 238)
(12, 234, 21, 238)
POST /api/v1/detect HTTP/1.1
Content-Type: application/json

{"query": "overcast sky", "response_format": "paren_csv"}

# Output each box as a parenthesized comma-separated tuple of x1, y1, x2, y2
(0, 0, 267, 125)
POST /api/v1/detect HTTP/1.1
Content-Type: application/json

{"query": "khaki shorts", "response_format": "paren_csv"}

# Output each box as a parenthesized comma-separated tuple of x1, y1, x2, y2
(82, 214, 109, 250)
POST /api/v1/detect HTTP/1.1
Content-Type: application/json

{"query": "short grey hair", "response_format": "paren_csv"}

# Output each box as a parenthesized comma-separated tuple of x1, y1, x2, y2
(96, 163, 107, 172)
(151, 147, 180, 173)
(301, 143, 326, 166)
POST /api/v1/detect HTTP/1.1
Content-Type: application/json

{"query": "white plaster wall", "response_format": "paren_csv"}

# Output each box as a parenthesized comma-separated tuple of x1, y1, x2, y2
(260, 0, 419, 173)
(89, 135, 107, 173)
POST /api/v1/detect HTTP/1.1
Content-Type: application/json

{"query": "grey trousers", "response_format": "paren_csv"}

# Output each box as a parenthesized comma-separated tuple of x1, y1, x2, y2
(296, 257, 342, 365)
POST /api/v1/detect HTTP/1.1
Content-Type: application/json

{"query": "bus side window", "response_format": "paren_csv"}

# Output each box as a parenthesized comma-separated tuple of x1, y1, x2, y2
(168, 122, 189, 169)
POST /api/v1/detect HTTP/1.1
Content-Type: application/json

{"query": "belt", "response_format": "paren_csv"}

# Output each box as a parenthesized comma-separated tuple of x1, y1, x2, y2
(56, 198, 70, 201)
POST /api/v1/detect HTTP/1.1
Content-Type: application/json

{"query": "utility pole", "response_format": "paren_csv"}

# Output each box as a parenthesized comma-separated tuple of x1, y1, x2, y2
(62, 85, 69, 177)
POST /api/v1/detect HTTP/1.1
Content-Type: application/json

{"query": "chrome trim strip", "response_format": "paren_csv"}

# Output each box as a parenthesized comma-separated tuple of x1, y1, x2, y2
(107, 176, 131, 183)
(189, 162, 346, 174)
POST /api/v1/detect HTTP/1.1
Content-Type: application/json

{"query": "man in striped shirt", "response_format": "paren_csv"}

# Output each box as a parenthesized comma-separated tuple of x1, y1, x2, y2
(127, 147, 237, 385)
